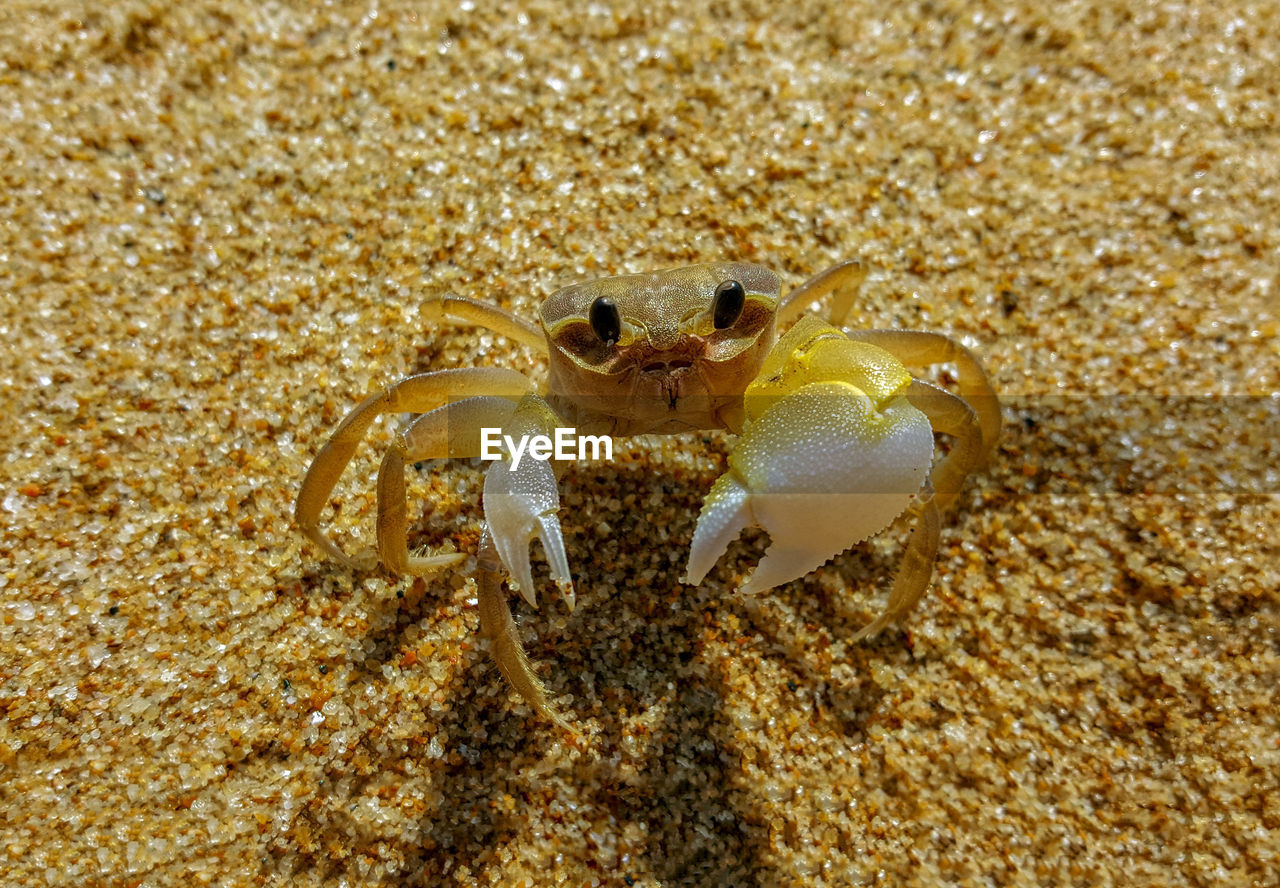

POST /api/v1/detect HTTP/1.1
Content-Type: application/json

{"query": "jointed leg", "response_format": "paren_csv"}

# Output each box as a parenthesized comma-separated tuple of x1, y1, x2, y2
(851, 486, 942, 641)
(295, 367, 535, 566)
(435, 295, 549, 355)
(851, 372, 988, 639)
(904, 378, 984, 514)
(846, 329, 1002, 462)
(476, 529, 575, 732)
(777, 260, 869, 327)
(375, 396, 521, 575)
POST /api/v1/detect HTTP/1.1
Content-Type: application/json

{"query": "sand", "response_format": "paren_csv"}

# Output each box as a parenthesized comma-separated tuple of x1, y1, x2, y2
(1, 0, 1277, 885)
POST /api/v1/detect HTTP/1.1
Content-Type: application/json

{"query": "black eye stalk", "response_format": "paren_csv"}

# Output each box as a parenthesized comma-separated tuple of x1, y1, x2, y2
(713, 279, 746, 329)
(589, 295, 622, 345)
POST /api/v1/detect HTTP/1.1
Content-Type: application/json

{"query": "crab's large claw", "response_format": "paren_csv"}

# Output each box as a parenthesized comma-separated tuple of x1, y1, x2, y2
(684, 317, 936, 596)
(482, 397, 575, 610)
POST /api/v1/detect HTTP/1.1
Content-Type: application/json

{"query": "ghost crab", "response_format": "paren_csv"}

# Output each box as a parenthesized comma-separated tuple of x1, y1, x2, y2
(296, 261, 1001, 730)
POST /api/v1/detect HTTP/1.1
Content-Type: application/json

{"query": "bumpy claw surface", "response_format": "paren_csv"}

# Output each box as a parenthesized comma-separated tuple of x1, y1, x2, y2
(685, 317, 936, 596)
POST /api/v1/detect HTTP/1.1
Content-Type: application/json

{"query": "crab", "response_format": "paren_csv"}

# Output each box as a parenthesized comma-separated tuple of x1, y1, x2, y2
(295, 261, 1001, 730)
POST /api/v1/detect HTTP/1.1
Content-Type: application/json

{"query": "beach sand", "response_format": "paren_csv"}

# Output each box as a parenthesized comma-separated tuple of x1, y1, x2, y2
(2, 0, 1277, 885)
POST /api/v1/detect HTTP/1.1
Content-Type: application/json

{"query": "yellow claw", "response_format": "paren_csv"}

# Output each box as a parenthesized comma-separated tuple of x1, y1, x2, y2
(684, 319, 935, 595)
(745, 315, 914, 417)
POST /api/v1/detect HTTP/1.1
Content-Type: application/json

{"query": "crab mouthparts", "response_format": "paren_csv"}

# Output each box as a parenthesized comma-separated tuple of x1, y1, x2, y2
(636, 360, 694, 411)
(639, 359, 694, 374)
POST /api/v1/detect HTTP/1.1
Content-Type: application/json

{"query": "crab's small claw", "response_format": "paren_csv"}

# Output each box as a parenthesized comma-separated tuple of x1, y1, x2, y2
(470, 395, 578, 731)
(481, 396, 575, 611)
(684, 318, 936, 596)
(483, 455, 575, 610)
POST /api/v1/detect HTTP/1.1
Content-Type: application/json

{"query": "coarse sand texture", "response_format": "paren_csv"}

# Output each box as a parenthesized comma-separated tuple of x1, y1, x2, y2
(1, 1, 1277, 886)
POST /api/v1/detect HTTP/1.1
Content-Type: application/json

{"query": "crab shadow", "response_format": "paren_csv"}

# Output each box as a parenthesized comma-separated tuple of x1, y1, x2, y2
(494, 457, 903, 883)
(280, 560, 582, 882)
(284, 453, 910, 885)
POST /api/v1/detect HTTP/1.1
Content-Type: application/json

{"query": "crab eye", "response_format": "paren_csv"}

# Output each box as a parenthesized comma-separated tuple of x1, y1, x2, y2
(589, 295, 621, 345)
(713, 279, 746, 329)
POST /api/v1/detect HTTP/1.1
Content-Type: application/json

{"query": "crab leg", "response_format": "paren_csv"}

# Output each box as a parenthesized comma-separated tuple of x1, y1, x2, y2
(850, 485, 942, 641)
(364, 389, 576, 726)
(903, 378, 985, 513)
(377, 391, 576, 724)
(477, 528, 576, 732)
(846, 329, 1002, 462)
(374, 396, 522, 575)
(432, 294, 549, 355)
(294, 367, 535, 566)
(776, 259, 868, 327)
(842, 379, 985, 639)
